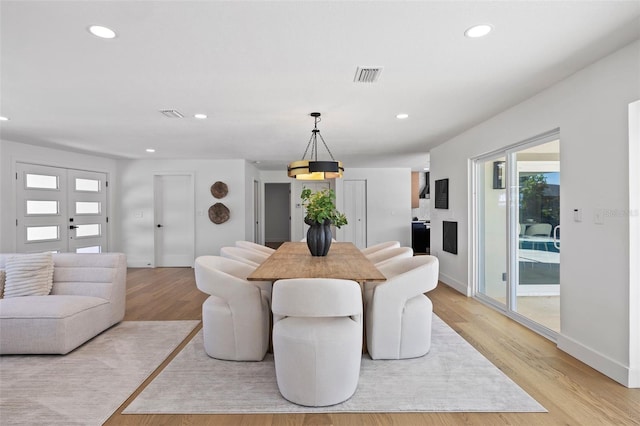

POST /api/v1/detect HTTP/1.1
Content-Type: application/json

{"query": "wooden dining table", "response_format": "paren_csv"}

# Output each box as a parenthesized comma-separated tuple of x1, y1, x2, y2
(247, 241, 386, 285)
(247, 241, 386, 353)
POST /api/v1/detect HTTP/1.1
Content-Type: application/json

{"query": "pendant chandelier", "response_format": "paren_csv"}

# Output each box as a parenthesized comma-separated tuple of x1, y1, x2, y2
(287, 112, 344, 180)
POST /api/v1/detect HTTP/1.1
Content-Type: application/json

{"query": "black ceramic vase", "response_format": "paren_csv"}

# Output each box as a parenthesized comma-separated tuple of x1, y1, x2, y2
(305, 218, 332, 256)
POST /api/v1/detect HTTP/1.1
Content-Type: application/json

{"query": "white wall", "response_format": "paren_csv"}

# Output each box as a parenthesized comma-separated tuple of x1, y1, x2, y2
(117, 158, 248, 267)
(260, 168, 412, 247)
(335, 168, 412, 248)
(0, 140, 118, 253)
(430, 40, 640, 386)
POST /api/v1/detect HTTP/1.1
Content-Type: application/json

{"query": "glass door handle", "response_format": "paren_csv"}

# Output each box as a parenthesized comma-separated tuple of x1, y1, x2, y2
(553, 225, 560, 250)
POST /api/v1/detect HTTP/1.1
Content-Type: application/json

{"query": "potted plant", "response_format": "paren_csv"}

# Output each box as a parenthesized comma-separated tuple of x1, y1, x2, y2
(300, 187, 347, 256)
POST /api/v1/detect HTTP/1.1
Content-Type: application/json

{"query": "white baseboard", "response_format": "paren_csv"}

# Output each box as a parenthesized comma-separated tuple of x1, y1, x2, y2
(629, 367, 639, 388)
(126, 257, 154, 268)
(558, 334, 634, 387)
(439, 272, 471, 296)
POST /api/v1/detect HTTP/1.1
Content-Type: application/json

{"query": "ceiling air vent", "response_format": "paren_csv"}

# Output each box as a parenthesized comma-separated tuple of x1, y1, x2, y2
(354, 66, 383, 83)
(159, 109, 184, 118)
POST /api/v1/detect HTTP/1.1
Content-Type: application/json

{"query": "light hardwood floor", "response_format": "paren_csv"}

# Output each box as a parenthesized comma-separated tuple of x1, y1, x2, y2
(105, 267, 639, 426)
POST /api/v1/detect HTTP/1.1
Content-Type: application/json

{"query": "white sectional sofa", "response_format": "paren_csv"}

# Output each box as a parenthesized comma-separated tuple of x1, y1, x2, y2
(0, 252, 127, 354)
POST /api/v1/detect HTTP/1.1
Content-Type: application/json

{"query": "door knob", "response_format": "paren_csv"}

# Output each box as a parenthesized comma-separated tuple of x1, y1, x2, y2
(157, 224, 163, 228)
(69, 225, 78, 230)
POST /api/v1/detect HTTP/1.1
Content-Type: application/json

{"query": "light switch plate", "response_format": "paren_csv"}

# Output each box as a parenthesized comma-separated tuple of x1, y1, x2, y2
(594, 208, 604, 224)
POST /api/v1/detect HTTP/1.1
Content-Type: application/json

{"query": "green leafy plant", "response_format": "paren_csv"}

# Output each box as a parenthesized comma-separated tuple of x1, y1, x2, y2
(300, 187, 348, 228)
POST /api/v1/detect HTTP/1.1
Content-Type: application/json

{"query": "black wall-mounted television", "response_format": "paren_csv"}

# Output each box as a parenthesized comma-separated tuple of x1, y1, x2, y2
(434, 178, 449, 209)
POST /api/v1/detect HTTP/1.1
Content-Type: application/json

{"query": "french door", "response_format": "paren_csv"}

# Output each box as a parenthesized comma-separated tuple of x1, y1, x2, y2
(16, 163, 108, 253)
(475, 132, 560, 338)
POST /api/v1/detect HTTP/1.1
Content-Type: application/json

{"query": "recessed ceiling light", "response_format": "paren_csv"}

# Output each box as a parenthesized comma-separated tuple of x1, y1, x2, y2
(396, 113, 409, 119)
(0, 116, 9, 121)
(465, 24, 492, 38)
(194, 113, 207, 119)
(88, 25, 117, 39)
(146, 148, 156, 153)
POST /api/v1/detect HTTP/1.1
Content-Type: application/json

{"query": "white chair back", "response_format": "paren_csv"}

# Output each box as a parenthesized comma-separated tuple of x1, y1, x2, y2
(361, 241, 400, 256)
(235, 240, 275, 255)
(272, 278, 362, 322)
(220, 246, 267, 267)
(366, 246, 413, 266)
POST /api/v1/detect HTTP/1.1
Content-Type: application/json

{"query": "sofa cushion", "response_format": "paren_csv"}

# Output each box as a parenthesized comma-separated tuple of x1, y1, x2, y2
(0, 295, 111, 354)
(3, 252, 54, 298)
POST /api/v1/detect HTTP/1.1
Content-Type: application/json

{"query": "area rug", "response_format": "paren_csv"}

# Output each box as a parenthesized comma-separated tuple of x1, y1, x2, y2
(124, 316, 545, 414)
(0, 320, 199, 425)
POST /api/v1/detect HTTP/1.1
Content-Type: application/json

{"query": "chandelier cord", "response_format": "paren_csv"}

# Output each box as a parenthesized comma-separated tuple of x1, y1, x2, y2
(300, 132, 315, 159)
(300, 114, 335, 161)
(317, 132, 336, 161)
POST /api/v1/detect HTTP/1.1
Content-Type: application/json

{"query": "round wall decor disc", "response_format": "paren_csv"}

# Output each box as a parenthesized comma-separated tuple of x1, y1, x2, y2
(209, 203, 230, 224)
(211, 181, 228, 199)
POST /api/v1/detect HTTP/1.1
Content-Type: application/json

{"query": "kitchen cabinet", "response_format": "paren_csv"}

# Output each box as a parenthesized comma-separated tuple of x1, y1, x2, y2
(411, 172, 419, 208)
(411, 221, 430, 254)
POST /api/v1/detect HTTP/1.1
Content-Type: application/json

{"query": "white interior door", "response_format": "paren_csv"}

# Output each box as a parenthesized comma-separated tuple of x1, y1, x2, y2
(154, 173, 195, 267)
(343, 180, 367, 248)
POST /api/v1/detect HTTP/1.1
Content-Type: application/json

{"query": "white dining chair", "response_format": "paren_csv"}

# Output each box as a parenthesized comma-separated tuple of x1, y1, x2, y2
(220, 246, 268, 268)
(235, 240, 275, 256)
(364, 255, 439, 360)
(271, 278, 363, 406)
(365, 246, 413, 266)
(360, 241, 400, 256)
(194, 256, 271, 361)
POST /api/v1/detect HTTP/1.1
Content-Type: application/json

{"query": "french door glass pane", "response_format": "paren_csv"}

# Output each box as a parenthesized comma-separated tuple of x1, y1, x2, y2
(75, 178, 100, 192)
(75, 201, 101, 215)
(26, 200, 59, 215)
(27, 226, 59, 241)
(75, 224, 101, 237)
(26, 174, 58, 189)
(76, 246, 101, 253)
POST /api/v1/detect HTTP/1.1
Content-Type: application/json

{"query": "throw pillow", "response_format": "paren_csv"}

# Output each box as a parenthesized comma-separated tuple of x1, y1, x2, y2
(3, 252, 54, 298)
(0, 269, 5, 299)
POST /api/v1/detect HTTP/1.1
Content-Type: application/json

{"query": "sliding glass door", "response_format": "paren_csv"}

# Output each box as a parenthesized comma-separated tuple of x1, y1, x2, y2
(477, 155, 508, 305)
(475, 133, 560, 338)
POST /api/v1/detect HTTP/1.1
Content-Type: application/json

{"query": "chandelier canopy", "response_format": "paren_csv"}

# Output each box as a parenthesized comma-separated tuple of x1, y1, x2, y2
(287, 112, 344, 180)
